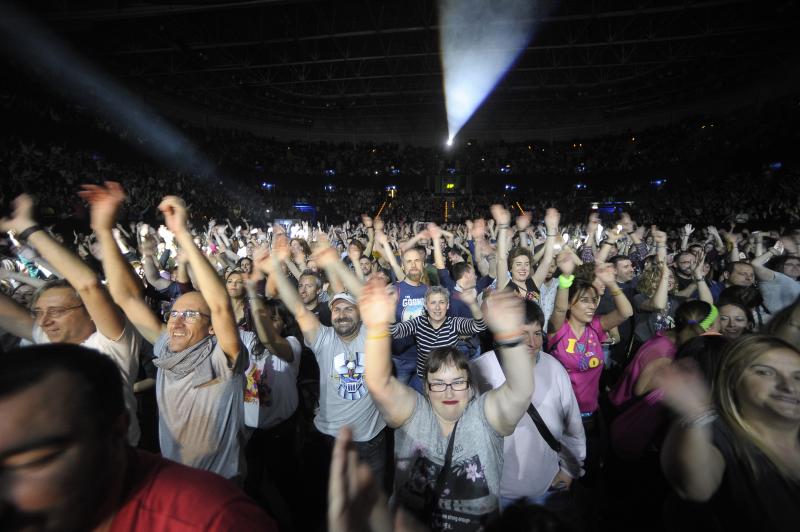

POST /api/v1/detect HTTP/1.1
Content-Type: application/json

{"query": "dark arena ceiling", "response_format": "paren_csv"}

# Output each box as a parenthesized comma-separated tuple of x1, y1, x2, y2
(14, 0, 800, 143)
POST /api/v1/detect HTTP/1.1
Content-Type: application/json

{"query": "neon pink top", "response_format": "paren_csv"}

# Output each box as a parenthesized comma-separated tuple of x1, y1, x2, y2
(608, 332, 677, 409)
(547, 316, 607, 414)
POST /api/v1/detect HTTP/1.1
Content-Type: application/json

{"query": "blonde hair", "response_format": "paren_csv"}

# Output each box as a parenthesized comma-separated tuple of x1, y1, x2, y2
(714, 334, 800, 480)
(637, 263, 675, 298)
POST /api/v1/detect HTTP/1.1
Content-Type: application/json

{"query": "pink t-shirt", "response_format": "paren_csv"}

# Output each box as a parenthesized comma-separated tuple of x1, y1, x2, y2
(547, 316, 607, 414)
(608, 332, 677, 409)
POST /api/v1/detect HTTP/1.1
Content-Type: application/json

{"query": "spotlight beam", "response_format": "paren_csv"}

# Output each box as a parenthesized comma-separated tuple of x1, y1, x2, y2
(439, 0, 539, 141)
(0, 3, 214, 176)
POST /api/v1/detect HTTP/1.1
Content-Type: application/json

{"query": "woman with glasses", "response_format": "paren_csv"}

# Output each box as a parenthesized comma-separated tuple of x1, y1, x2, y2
(359, 279, 535, 531)
(547, 260, 633, 485)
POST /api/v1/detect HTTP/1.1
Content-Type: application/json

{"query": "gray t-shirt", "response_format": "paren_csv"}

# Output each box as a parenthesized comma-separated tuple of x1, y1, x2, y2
(308, 324, 385, 442)
(393, 393, 503, 532)
(153, 331, 248, 480)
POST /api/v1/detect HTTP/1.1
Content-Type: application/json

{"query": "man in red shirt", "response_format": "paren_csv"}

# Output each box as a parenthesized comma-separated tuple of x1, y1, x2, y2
(0, 344, 276, 532)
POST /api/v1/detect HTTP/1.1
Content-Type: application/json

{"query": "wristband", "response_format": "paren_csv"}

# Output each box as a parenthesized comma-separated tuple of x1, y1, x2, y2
(558, 274, 574, 289)
(609, 289, 622, 297)
(494, 336, 525, 349)
(679, 409, 718, 429)
(546, 232, 558, 237)
(493, 329, 525, 341)
(17, 225, 44, 242)
(366, 331, 391, 340)
(497, 224, 509, 229)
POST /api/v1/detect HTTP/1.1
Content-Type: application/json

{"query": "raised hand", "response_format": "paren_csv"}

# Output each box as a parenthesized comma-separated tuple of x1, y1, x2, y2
(594, 262, 617, 286)
(471, 218, 486, 240)
(556, 250, 575, 276)
(652, 359, 712, 420)
(427, 222, 443, 240)
(490, 204, 511, 226)
(692, 251, 707, 278)
(158, 196, 189, 235)
(516, 211, 532, 231)
(544, 208, 560, 234)
(605, 226, 622, 244)
(78, 181, 126, 232)
(358, 278, 395, 329)
(0, 194, 37, 235)
(373, 217, 385, 233)
(361, 214, 374, 229)
(683, 224, 695, 237)
(483, 289, 525, 336)
(652, 228, 667, 245)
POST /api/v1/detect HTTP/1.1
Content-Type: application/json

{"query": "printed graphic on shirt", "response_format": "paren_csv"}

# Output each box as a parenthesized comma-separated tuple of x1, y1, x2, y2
(400, 295, 425, 322)
(565, 337, 602, 371)
(397, 451, 495, 532)
(332, 351, 368, 400)
(244, 365, 272, 407)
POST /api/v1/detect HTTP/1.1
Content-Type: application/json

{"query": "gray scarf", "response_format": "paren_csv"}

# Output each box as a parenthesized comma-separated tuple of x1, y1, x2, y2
(154, 335, 216, 386)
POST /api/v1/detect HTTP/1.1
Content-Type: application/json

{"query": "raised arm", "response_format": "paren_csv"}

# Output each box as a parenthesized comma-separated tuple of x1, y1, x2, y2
(750, 241, 783, 282)
(159, 196, 241, 362)
(638, 263, 669, 312)
(428, 223, 446, 270)
(140, 238, 172, 291)
(532, 208, 560, 288)
(362, 215, 376, 258)
(491, 204, 512, 290)
(376, 231, 405, 282)
(0, 292, 35, 341)
(79, 183, 164, 343)
(692, 252, 713, 304)
(597, 263, 634, 331)
(483, 291, 536, 436)
(2, 193, 125, 341)
(657, 361, 725, 502)
(549, 253, 575, 333)
(595, 227, 622, 264)
(360, 278, 417, 427)
(245, 277, 295, 363)
(255, 243, 322, 345)
(317, 234, 364, 298)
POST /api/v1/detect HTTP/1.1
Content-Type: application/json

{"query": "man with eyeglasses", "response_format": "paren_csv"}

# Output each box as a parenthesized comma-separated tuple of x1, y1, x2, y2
(0, 194, 142, 447)
(82, 182, 248, 482)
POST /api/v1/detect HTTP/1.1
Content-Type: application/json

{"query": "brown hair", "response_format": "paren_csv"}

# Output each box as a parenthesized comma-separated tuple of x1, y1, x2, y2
(425, 346, 473, 386)
(715, 334, 800, 480)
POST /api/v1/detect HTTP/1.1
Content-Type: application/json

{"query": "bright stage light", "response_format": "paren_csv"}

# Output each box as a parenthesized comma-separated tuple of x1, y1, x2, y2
(439, 0, 539, 141)
(446, 138, 454, 147)
(0, 3, 213, 176)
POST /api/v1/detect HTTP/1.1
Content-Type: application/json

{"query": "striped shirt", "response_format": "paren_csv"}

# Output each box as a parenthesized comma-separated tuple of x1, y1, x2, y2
(390, 315, 487, 377)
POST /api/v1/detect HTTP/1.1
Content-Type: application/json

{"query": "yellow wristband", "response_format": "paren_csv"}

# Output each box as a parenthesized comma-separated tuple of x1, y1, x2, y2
(366, 331, 390, 340)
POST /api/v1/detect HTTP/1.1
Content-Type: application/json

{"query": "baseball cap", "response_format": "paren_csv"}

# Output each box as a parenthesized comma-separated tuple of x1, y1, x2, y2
(329, 292, 358, 308)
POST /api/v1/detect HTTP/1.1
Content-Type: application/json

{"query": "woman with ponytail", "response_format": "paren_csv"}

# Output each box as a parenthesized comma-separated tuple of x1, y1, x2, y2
(607, 300, 720, 460)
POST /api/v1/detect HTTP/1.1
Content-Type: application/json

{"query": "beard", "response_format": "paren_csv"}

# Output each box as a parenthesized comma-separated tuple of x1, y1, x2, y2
(406, 270, 422, 282)
(333, 318, 359, 337)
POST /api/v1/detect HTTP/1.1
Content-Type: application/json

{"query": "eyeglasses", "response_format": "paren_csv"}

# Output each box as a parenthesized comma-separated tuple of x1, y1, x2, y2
(427, 380, 470, 393)
(31, 305, 84, 321)
(167, 310, 211, 323)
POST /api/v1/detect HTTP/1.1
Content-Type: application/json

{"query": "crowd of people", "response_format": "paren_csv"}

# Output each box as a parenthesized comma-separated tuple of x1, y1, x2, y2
(1, 166, 799, 531)
(2, 77, 800, 531)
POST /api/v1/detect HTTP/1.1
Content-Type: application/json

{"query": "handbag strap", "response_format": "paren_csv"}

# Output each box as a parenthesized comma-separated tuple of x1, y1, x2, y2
(425, 420, 459, 516)
(527, 403, 562, 453)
